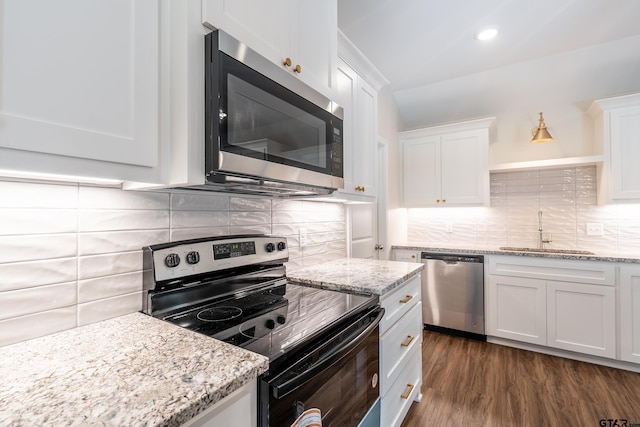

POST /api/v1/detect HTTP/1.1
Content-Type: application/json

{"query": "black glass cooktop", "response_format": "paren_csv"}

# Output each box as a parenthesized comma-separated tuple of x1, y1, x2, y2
(163, 281, 377, 361)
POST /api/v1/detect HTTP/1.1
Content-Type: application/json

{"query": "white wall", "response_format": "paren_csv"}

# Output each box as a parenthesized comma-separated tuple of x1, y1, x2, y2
(0, 179, 346, 347)
(407, 165, 640, 254)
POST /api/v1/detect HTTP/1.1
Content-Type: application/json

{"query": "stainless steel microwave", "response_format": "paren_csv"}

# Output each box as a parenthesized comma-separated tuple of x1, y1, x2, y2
(202, 30, 344, 197)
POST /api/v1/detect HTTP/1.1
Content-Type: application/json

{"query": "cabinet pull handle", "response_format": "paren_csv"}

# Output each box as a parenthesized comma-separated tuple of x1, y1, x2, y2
(400, 383, 415, 399)
(401, 335, 414, 347)
(442, 199, 446, 203)
(294, 64, 302, 73)
(283, 57, 292, 67)
(355, 185, 365, 192)
(399, 295, 413, 304)
(436, 199, 441, 203)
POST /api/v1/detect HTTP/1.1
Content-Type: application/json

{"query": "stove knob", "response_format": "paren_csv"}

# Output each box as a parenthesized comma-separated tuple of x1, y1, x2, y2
(265, 319, 276, 329)
(265, 242, 276, 253)
(186, 251, 200, 265)
(277, 241, 286, 251)
(277, 315, 286, 325)
(164, 253, 180, 268)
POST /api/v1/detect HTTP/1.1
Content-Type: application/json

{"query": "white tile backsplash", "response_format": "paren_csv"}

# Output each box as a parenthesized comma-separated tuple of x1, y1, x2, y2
(0, 282, 77, 320)
(0, 307, 77, 345)
(0, 234, 77, 263)
(0, 180, 346, 346)
(77, 292, 142, 327)
(408, 165, 640, 255)
(78, 251, 142, 280)
(0, 258, 77, 292)
(78, 229, 171, 255)
(0, 209, 78, 235)
(78, 271, 143, 303)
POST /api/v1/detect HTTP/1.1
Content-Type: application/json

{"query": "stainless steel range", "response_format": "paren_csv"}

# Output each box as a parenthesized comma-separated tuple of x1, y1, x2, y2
(142, 235, 382, 427)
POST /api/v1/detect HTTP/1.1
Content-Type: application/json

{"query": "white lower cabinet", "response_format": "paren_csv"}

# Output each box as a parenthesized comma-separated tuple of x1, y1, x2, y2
(379, 274, 422, 427)
(381, 350, 421, 427)
(380, 303, 422, 396)
(379, 275, 421, 335)
(620, 265, 640, 364)
(487, 256, 617, 359)
(180, 381, 256, 427)
(546, 280, 615, 358)
(488, 275, 547, 346)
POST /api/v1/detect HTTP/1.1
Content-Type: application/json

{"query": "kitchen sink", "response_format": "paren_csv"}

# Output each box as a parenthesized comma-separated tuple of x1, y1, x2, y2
(499, 246, 595, 255)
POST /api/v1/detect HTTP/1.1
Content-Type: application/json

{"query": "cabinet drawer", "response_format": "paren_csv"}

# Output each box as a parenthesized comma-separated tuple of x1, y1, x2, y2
(380, 302, 422, 396)
(489, 256, 615, 286)
(381, 350, 421, 427)
(380, 274, 421, 335)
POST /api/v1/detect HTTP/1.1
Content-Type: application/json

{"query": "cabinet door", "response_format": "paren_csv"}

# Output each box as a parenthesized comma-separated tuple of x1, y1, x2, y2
(620, 265, 640, 363)
(402, 136, 441, 207)
(336, 59, 358, 193)
(546, 281, 615, 358)
(338, 61, 377, 198)
(440, 129, 488, 205)
(290, 0, 337, 94)
(0, 0, 160, 182)
(609, 106, 640, 200)
(202, 0, 335, 96)
(487, 275, 546, 345)
(352, 78, 378, 196)
(202, 0, 290, 71)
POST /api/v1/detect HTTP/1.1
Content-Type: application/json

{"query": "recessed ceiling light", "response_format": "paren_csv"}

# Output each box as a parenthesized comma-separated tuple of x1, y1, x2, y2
(475, 28, 498, 41)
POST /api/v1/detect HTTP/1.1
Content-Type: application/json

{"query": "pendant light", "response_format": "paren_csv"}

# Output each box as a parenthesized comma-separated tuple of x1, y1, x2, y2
(531, 112, 553, 143)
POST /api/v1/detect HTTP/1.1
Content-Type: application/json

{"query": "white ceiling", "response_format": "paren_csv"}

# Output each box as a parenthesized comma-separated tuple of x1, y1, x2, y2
(338, 0, 640, 130)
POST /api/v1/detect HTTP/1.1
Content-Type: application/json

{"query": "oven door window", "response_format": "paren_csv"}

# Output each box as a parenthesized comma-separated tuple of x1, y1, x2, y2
(262, 315, 380, 427)
(220, 53, 336, 175)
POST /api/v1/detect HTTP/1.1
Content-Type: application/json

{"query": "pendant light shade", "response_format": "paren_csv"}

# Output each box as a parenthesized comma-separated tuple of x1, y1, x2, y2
(531, 112, 553, 143)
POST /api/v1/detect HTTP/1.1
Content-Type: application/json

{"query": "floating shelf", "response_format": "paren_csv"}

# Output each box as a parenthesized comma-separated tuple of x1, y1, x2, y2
(489, 155, 604, 172)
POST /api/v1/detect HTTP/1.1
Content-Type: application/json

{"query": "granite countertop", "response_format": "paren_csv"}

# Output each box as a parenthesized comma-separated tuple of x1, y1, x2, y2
(0, 312, 269, 427)
(392, 245, 640, 263)
(287, 258, 424, 296)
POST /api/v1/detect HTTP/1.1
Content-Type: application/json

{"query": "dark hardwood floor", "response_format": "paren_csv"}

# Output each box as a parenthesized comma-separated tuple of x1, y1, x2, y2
(401, 330, 640, 427)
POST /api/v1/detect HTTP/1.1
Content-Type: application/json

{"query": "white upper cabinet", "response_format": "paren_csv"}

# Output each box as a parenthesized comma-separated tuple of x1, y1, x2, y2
(400, 118, 494, 207)
(0, 0, 161, 183)
(336, 57, 378, 198)
(589, 92, 640, 202)
(0, 1, 207, 188)
(202, 0, 337, 96)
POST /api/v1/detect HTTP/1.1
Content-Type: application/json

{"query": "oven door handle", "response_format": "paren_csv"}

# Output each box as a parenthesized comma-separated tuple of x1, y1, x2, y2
(270, 307, 384, 399)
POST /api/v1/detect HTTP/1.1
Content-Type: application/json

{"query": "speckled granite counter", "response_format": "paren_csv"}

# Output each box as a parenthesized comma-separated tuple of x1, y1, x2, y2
(287, 258, 424, 296)
(0, 312, 268, 427)
(392, 245, 640, 263)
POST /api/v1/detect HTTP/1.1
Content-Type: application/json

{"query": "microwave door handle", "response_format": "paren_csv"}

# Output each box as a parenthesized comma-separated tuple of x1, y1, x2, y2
(270, 307, 384, 399)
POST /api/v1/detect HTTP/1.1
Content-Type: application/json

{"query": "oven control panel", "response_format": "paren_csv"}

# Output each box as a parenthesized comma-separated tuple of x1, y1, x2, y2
(149, 236, 288, 283)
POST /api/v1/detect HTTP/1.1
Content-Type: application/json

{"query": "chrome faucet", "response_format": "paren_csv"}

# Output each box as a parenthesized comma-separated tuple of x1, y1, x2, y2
(538, 210, 552, 249)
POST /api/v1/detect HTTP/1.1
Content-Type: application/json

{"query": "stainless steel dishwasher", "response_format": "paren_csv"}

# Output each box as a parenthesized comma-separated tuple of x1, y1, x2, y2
(421, 252, 485, 340)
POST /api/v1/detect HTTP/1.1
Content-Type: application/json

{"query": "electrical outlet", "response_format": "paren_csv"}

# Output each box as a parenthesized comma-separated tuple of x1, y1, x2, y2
(445, 222, 453, 233)
(586, 223, 604, 236)
(299, 228, 308, 247)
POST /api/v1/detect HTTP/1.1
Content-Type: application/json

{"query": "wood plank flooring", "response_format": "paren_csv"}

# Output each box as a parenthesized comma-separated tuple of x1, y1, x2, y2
(401, 330, 640, 427)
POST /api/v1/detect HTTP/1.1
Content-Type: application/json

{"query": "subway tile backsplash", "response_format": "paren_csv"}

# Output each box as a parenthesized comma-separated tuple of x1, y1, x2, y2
(0, 179, 346, 346)
(408, 165, 640, 255)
